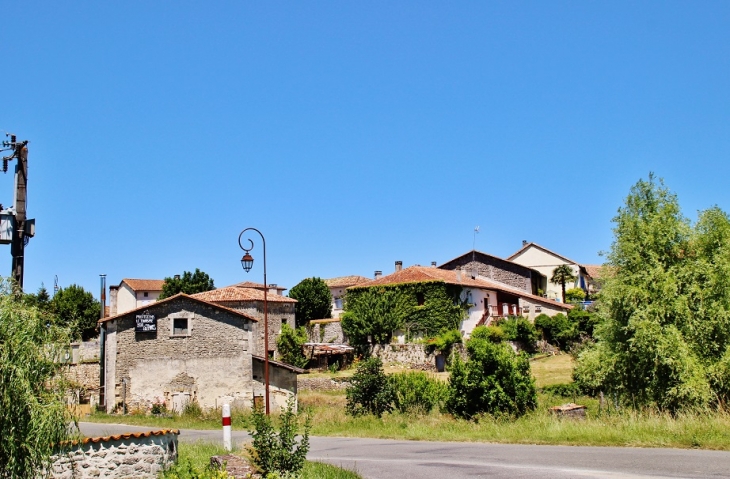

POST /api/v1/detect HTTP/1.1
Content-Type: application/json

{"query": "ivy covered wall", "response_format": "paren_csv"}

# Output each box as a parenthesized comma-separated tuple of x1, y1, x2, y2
(341, 281, 466, 347)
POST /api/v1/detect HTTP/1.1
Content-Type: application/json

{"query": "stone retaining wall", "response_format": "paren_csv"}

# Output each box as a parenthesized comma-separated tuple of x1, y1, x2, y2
(48, 429, 178, 479)
(298, 376, 350, 391)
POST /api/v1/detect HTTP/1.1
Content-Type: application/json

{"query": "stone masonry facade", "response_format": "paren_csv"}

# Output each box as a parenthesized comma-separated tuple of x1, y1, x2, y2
(307, 320, 345, 344)
(440, 252, 533, 292)
(103, 296, 255, 413)
(208, 300, 295, 356)
(48, 430, 178, 479)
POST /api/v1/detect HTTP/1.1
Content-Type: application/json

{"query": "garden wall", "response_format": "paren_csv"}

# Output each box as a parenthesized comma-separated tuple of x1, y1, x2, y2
(48, 429, 178, 479)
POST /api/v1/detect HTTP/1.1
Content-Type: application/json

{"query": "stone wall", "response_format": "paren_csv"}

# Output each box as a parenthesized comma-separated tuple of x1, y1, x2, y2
(297, 376, 350, 391)
(307, 321, 345, 344)
(370, 343, 466, 367)
(213, 300, 295, 356)
(440, 252, 533, 292)
(48, 429, 178, 479)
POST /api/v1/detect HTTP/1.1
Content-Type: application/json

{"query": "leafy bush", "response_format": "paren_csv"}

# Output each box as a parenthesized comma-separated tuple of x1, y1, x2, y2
(445, 336, 537, 419)
(277, 324, 309, 368)
(345, 357, 394, 417)
(534, 313, 577, 350)
(497, 316, 539, 350)
(541, 382, 581, 398)
(249, 398, 311, 477)
(425, 329, 462, 362)
(565, 287, 586, 303)
(389, 372, 447, 414)
(567, 307, 600, 337)
(470, 325, 506, 343)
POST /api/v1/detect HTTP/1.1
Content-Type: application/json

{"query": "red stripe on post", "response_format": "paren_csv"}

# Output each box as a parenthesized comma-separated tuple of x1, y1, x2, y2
(222, 417, 231, 426)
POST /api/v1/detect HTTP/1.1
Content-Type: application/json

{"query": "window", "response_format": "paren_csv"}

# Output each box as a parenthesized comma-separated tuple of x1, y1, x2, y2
(173, 318, 189, 336)
(143, 292, 149, 298)
(416, 293, 425, 306)
(535, 305, 542, 313)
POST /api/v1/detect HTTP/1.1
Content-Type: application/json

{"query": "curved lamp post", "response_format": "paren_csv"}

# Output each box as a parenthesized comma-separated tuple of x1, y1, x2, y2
(238, 227, 270, 415)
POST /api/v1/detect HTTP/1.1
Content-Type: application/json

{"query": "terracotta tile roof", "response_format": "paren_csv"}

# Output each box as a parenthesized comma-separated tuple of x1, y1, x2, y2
(350, 266, 572, 310)
(582, 265, 603, 280)
(324, 275, 371, 288)
(507, 242, 578, 265)
(192, 285, 297, 303)
(121, 279, 165, 292)
(98, 293, 259, 324)
(63, 429, 179, 446)
(229, 281, 288, 291)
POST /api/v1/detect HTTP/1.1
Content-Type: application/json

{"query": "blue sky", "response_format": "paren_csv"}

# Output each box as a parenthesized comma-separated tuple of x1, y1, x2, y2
(2, 1, 729, 299)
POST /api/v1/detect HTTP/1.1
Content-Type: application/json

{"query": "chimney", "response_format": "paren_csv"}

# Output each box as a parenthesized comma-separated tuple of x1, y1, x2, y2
(174, 274, 180, 280)
(456, 269, 462, 282)
(268, 284, 278, 295)
(109, 285, 118, 316)
(522, 240, 528, 246)
(374, 271, 382, 279)
(100, 274, 106, 319)
(395, 261, 402, 272)
(431, 261, 437, 268)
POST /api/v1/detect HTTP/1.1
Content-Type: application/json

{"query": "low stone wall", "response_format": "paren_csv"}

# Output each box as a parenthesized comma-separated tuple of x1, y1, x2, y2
(370, 343, 436, 366)
(298, 376, 350, 391)
(370, 343, 466, 368)
(48, 429, 178, 479)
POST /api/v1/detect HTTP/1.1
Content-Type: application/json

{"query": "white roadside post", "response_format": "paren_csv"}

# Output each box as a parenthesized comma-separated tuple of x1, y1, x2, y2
(222, 403, 232, 451)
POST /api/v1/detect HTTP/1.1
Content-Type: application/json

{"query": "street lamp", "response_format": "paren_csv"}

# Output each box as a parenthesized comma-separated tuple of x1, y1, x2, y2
(238, 227, 270, 415)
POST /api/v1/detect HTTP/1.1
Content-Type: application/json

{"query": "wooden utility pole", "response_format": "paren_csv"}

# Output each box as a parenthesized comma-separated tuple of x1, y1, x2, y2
(1, 134, 32, 290)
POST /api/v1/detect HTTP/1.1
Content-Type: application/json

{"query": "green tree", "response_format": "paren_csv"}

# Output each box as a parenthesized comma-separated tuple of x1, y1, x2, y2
(0, 281, 73, 478)
(345, 357, 394, 417)
(288, 277, 332, 327)
(52, 284, 101, 341)
(574, 174, 730, 411)
(276, 324, 309, 368)
(550, 264, 577, 304)
(445, 335, 537, 419)
(23, 284, 51, 311)
(159, 268, 215, 299)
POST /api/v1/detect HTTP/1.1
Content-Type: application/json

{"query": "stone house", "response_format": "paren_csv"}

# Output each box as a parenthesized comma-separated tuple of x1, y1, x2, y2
(323, 275, 370, 318)
(191, 281, 296, 357)
(98, 293, 301, 414)
(350, 265, 571, 339)
(507, 241, 601, 300)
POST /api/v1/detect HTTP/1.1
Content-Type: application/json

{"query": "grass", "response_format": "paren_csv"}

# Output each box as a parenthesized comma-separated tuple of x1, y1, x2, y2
(84, 355, 730, 451)
(529, 353, 574, 387)
(163, 442, 362, 478)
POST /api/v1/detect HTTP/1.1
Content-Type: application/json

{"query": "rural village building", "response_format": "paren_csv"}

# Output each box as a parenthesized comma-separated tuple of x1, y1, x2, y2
(98, 293, 302, 414)
(323, 275, 370, 318)
(351, 263, 572, 339)
(191, 281, 296, 357)
(507, 241, 602, 300)
(109, 278, 165, 316)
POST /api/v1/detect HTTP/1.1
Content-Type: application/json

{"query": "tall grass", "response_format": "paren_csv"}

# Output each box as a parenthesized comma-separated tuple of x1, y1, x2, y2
(301, 390, 730, 450)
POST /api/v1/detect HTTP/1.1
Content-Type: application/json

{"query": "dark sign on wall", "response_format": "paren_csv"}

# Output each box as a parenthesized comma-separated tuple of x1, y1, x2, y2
(135, 313, 157, 333)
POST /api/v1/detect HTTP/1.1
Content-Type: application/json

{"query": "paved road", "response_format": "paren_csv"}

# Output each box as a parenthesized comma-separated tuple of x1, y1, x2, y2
(78, 422, 730, 479)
